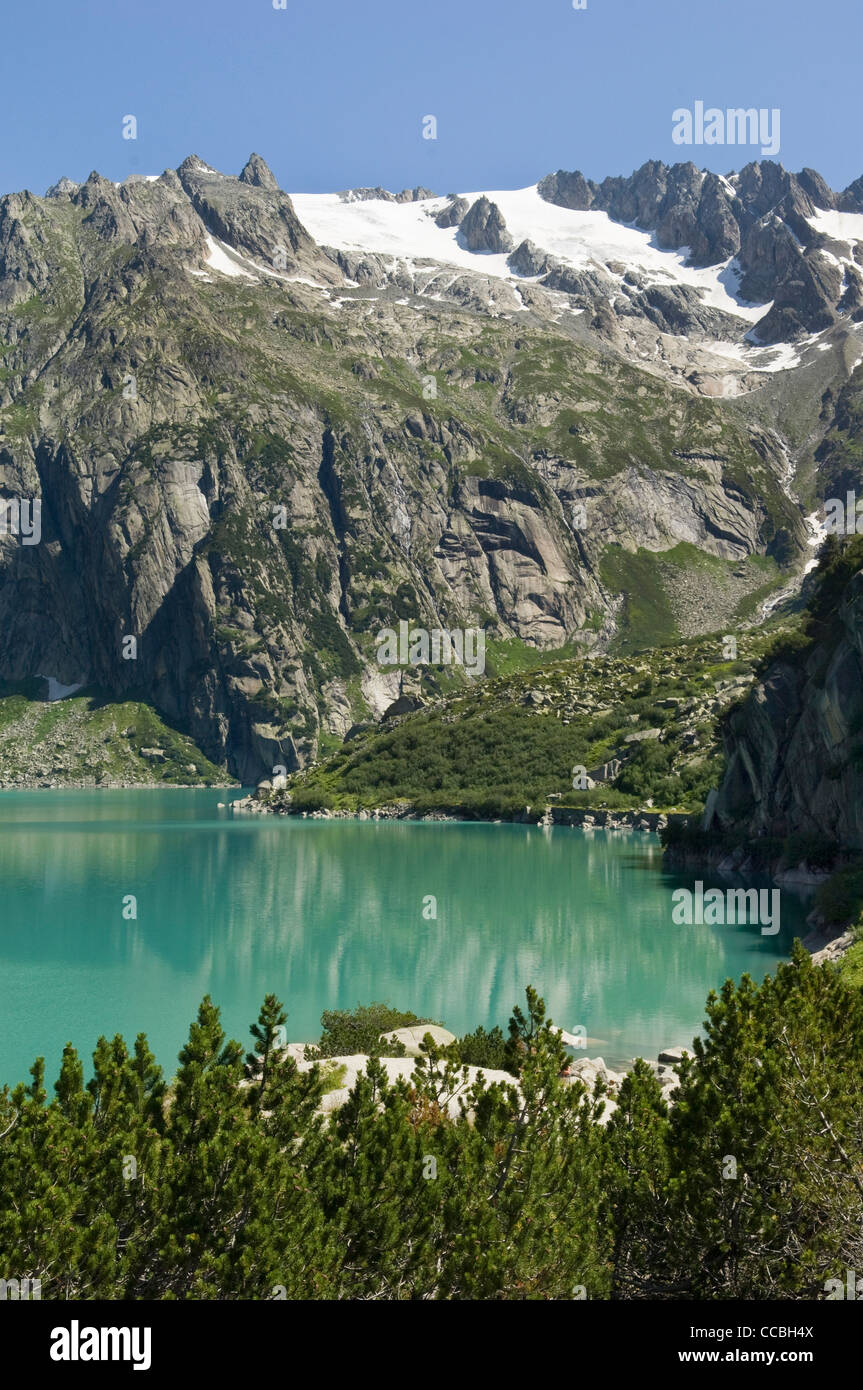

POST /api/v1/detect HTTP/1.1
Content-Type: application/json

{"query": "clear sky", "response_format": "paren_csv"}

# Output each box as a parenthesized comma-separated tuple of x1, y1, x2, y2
(1, 0, 859, 197)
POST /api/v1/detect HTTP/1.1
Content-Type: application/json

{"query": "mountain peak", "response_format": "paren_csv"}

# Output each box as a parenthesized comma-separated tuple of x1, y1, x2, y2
(45, 176, 79, 199)
(176, 155, 220, 180)
(239, 153, 278, 190)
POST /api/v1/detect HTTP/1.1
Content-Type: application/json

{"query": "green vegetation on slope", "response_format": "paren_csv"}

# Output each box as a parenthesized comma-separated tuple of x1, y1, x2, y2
(601, 543, 786, 653)
(0, 684, 235, 787)
(272, 625, 799, 818)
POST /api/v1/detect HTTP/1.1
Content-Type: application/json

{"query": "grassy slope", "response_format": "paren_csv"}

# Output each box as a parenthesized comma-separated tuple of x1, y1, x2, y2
(600, 544, 784, 652)
(0, 683, 235, 787)
(269, 622, 799, 818)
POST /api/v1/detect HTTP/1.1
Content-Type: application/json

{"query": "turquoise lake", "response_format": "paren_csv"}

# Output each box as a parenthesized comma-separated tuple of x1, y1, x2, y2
(0, 789, 811, 1085)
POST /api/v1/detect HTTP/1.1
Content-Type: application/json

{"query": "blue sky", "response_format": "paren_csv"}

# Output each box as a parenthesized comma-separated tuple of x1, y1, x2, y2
(2, 0, 859, 197)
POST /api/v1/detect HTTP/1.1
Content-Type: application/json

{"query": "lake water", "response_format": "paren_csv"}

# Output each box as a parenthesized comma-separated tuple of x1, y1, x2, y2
(0, 789, 811, 1085)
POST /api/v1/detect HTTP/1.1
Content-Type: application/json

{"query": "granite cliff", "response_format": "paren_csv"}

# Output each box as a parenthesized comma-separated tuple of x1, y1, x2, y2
(711, 536, 863, 851)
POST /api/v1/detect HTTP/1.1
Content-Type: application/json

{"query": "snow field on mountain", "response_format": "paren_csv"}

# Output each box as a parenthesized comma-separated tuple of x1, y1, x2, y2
(291, 184, 768, 322)
(807, 210, 863, 244)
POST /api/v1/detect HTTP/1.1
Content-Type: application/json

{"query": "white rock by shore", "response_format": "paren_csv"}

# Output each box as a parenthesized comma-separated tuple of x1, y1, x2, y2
(379, 1024, 456, 1055)
(297, 1052, 517, 1119)
(282, 1035, 693, 1125)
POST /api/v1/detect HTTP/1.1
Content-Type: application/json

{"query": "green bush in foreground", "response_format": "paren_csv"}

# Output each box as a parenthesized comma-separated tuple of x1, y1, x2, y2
(1, 947, 861, 1300)
(306, 1002, 431, 1059)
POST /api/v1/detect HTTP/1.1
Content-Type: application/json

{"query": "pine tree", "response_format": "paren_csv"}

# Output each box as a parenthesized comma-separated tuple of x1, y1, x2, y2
(603, 1059, 671, 1298)
(661, 944, 863, 1298)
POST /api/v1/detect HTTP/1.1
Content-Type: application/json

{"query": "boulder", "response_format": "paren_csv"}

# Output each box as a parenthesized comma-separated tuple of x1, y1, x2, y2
(140, 747, 166, 762)
(381, 694, 424, 720)
(380, 1024, 456, 1056)
(300, 1052, 515, 1119)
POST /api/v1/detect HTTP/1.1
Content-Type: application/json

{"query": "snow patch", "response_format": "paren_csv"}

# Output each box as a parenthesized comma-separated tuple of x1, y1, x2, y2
(202, 235, 257, 279)
(807, 210, 863, 243)
(282, 274, 329, 288)
(36, 675, 84, 702)
(704, 337, 801, 373)
(197, 236, 333, 290)
(804, 509, 830, 574)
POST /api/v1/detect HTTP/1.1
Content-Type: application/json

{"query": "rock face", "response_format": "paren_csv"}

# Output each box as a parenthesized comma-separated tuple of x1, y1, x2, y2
(507, 239, 550, 276)
(458, 197, 513, 253)
(395, 186, 435, 203)
(537, 169, 593, 211)
(45, 176, 79, 199)
(713, 548, 863, 850)
(434, 195, 470, 228)
(339, 185, 435, 204)
(176, 155, 334, 277)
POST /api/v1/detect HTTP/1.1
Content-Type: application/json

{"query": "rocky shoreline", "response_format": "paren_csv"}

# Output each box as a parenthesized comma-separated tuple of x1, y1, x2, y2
(663, 839, 834, 888)
(227, 789, 691, 834)
(564, 1044, 691, 1115)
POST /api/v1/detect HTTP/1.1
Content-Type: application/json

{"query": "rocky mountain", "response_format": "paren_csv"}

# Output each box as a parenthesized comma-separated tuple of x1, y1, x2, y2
(537, 159, 863, 343)
(710, 536, 863, 851)
(1, 151, 863, 782)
